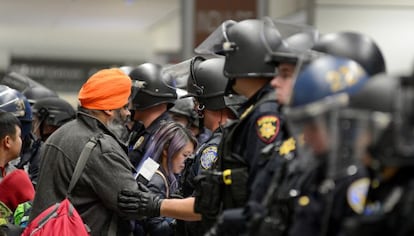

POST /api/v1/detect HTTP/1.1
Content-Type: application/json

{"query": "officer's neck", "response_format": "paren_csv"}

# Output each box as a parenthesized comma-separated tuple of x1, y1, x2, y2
(134, 103, 167, 128)
(234, 78, 269, 99)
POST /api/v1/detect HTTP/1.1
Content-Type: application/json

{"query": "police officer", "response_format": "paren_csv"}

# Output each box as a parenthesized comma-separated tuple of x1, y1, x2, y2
(0, 85, 37, 185)
(172, 57, 243, 235)
(31, 97, 76, 142)
(195, 18, 288, 214)
(128, 63, 177, 168)
(245, 30, 389, 236)
(194, 18, 320, 235)
(341, 70, 414, 236)
(244, 19, 319, 235)
(283, 55, 373, 236)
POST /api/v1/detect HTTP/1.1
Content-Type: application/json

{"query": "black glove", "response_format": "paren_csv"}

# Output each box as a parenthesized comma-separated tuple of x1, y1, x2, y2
(118, 183, 163, 218)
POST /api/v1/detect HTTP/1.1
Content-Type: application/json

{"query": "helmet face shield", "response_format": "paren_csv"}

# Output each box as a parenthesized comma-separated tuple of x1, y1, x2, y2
(286, 96, 391, 180)
(263, 18, 319, 64)
(162, 59, 193, 90)
(161, 56, 207, 96)
(194, 20, 237, 55)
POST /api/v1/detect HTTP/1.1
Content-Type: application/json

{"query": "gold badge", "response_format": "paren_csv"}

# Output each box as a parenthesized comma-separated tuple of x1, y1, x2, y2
(298, 196, 310, 206)
(279, 137, 296, 155)
(256, 115, 279, 144)
(133, 136, 145, 150)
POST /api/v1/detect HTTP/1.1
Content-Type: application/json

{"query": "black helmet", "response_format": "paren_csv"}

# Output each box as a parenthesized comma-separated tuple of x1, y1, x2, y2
(195, 18, 318, 78)
(263, 18, 319, 65)
(285, 55, 371, 179)
(32, 97, 76, 127)
(368, 71, 414, 167)
(169, 97, 197, 125)
(0, 85, 32, 138)
(195, 19, 278, 78)
(129, 63, 177, 110)
(1, 71, 58, 105)
(186, 57, 229, 110)
(312, 32, 386, 76)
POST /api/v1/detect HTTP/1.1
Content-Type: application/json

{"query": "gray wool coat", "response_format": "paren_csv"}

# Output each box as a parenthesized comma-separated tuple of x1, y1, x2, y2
(30, 110, 139, 236)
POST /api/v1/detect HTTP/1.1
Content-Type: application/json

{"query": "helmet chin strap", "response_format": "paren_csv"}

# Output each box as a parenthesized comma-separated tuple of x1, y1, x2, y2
(195, 103, 205, 136)
(224, 79, 237, 96)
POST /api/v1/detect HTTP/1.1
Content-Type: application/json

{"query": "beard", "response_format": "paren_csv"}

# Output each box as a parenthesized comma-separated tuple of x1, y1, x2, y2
(107, 109, 130, 142)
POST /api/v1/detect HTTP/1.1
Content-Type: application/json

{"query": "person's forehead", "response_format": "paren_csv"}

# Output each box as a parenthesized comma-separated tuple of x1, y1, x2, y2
(278, 63, 296, 70)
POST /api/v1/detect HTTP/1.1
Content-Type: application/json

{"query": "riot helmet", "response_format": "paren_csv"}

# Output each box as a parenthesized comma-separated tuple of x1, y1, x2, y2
(31, 97, 76, 141)
(368, 71, 414, 167)
(1, 71, 58, 105)
(195, 18, 318, 79)
(312, 31, 386, 76)
(129, 63, 177, 111)
(187, 57, 228, 110)
(285, 55, 371, 179)
(169, 97, 198, 128)
(195, 19, 278, 78)
(0, 85, 32, 139)
(263, 18, 319, 65)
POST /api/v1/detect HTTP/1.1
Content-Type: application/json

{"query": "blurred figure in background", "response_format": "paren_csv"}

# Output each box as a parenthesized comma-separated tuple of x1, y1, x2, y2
(342, 70, 414, 236)
(31, 97, 76, 142)
(0, 85, 38, 185)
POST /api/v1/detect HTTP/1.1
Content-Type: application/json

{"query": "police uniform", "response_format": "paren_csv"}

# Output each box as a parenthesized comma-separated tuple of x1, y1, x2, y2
(128, 112, 173, 168)
(342, 168, 414, 236)
(220, 84, 286, 209)
(179, 129, 222, 236)
(288, 157, 368, 236)
(15, 136, 42, 186)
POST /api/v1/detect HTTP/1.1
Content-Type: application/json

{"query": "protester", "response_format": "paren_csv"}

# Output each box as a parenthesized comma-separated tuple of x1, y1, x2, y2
(29, 68, 155, 235)
(0, 111, 22, 181)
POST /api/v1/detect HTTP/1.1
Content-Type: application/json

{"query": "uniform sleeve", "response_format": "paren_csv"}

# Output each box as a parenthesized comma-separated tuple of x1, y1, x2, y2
(246, 108, 285, 184)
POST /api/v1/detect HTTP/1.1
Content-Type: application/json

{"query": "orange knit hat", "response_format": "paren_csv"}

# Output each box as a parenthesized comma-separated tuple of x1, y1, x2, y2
(78, 68, 131, 110)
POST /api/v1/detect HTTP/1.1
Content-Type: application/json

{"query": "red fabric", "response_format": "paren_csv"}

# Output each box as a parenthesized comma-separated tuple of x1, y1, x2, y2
(22, 198, 90, 236)
(0, 169, 35, 212)
(78, 68, 131, 110)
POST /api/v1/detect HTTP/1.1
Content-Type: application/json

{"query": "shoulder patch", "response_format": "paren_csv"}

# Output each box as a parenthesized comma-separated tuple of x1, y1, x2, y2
(200, 146, 218, 170)
(256, 115, 280, 144)
(347, 177, 370, 214)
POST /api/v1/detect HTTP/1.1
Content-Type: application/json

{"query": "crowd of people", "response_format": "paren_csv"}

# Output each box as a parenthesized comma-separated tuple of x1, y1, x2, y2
(1, 17, 414, 236)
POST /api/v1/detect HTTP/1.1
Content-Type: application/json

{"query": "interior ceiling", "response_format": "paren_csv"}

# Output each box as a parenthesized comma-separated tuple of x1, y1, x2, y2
(0, 0, 180, 31)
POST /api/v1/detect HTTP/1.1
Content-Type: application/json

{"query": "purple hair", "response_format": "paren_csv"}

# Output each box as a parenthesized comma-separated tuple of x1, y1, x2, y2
(142, 121, 197, 194)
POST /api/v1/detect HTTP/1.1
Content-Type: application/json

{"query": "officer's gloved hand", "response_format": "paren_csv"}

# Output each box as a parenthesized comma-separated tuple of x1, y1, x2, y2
(118, 183, 163, 218)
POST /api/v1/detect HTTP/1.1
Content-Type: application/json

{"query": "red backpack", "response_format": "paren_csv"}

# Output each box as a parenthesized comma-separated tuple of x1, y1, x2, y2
(21, 199, 89, 236)
(22, 137, 98, 236)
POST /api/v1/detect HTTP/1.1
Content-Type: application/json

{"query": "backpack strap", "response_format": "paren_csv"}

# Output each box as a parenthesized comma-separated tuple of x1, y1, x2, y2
(67, 136, 100, 196)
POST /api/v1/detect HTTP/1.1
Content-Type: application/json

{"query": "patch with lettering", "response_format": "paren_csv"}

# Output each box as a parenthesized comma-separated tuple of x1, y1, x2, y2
(347, 177, 370, 214)
(200, 146, 218, 170)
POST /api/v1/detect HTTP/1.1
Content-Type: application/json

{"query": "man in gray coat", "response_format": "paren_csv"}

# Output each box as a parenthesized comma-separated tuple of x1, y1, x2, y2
(30, 68, 162, 235)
